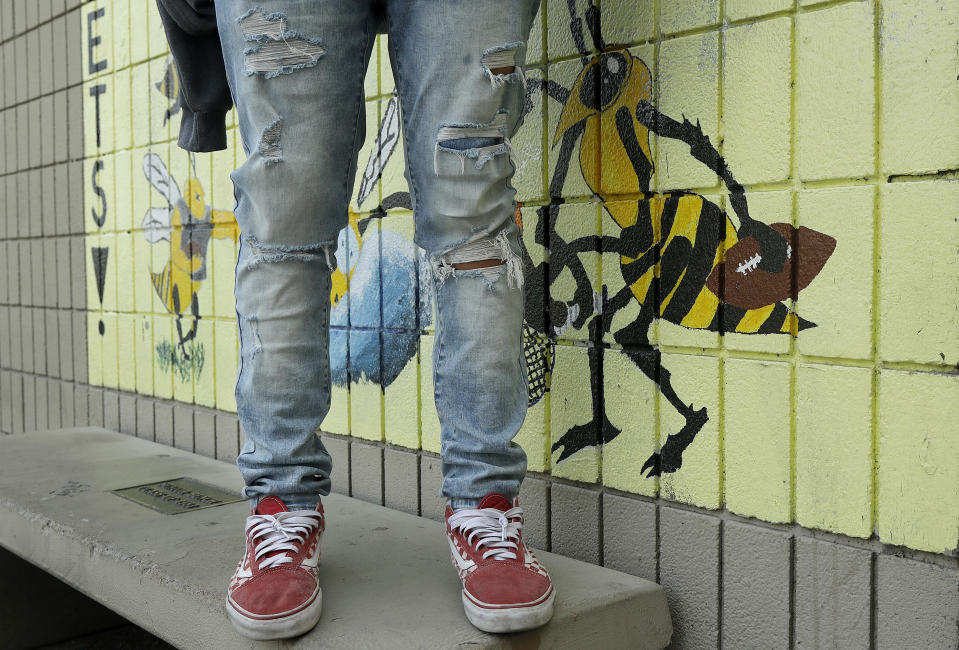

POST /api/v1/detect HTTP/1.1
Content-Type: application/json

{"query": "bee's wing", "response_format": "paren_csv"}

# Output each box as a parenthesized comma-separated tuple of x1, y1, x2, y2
(142, 207, 173, 243)
(142, 152, 182, 204)
(357, 95, 400, 208)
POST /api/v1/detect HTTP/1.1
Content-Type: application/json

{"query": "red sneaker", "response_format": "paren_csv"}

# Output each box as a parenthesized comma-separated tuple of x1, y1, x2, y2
(446, 493, 555, 633)
(226, 496, 325, 640)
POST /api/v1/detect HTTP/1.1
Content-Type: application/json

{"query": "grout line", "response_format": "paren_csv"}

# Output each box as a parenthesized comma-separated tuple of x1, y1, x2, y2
(869, 0, 883, 543)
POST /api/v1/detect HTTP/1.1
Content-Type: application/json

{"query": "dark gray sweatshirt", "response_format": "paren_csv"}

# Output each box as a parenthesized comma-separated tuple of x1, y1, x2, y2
(155, 0, 232, 152)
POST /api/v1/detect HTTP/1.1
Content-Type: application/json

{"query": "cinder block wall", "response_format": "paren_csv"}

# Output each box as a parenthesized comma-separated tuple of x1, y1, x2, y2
(1, 1, 958, 648)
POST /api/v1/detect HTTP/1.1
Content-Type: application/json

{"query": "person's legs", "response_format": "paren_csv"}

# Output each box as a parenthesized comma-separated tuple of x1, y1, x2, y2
(386, 1, 553, 633)
(215, 1, 377, 639)
(386, 0, 539, 510)
(217, 1, 378, 510)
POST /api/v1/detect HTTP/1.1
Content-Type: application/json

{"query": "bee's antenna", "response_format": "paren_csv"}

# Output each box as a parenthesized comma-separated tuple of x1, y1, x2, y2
(566, 0, 590, 64)
(585, 1, 606, 52)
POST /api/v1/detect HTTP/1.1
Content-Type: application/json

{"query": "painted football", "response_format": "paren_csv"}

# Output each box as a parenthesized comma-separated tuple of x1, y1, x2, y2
(705, 223, 836, 310)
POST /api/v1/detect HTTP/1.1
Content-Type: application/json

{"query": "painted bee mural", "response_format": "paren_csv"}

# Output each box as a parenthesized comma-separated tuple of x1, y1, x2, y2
(141, 152, 238, 377)
(523, 1, 836, 477)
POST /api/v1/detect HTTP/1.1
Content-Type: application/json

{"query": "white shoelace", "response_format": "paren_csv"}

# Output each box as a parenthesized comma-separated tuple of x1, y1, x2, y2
(448, 506, 524, 561)
(246, 510, 323, 570)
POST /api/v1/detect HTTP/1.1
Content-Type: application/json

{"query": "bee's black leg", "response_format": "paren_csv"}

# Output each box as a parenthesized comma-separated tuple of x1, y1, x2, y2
(550, 314, 621, 462)
(612, 289, 708, 478)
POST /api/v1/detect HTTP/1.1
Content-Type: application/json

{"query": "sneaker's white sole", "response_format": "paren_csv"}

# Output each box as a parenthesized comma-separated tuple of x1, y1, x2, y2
(461, 589, 555, 634)
(226, 588, 322, 641)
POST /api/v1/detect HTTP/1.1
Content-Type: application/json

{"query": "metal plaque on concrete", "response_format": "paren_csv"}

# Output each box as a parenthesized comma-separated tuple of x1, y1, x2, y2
(111, 477, 244, 514)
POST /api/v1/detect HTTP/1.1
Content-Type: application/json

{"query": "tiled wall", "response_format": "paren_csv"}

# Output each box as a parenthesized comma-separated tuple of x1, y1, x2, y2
(2, 1, 958, 648)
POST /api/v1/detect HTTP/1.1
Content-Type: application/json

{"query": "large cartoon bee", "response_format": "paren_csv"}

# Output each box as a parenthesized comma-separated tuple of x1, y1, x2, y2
(142, 153, 238, 360)
(524, 1, 834, 476)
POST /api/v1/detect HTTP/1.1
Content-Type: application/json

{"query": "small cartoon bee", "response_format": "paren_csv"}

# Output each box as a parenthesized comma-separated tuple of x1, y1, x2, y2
(141, 152, 238, 360)
(524, 2, 834, 476)
(155, 58, 183, 126)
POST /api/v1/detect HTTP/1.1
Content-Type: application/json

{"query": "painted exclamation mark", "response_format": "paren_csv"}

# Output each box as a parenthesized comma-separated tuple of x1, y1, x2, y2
(91, 246, 109, 335)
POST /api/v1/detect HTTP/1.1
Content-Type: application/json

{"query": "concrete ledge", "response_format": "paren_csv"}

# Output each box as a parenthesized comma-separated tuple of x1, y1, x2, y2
(0, 428, 672, 649)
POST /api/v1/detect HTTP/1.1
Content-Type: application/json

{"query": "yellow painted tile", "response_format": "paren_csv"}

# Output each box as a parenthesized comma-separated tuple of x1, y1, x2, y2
(726, 0, 791, 21)
(550, 202, 599, 344)
(547, 58, 594, 199)
(378, 36, 396, 96)
(114, 149, 133, 233)
(724, 358, 791, 522)
(660, 0, 720, 34)
(135, 314, 154, 395)
(129, 0, 150, 64)
(796, 186, 872, 360)
(602, 347, 658, 497)
(517, 390, 549, 473)
(210, 145, 238, 218)
(723, 190, 793, 354)
(117, 313, 137, 391)
(130, 63, 152, 147)
(549, 343, 600, 483)
(878, 369, 959, 554)
(659, 352, 720, 509)
(420, 334, 441, 453)
(87, 311, 103, 386)
(193, 320, 216, 407)
(880, 0, 959, 175)
(365, 37, 379, 99)
(879, 182, 959, 365)
(112, 0, 132, 71)
(211, 238, 238, 320)
(112, 69, 132, 153)
(214, 319, 238, 412)
(151, 314, 174, 399)
(349, 329, 383, 441)
(384, 335, 419, 450)
(722, 17, 791, 185)
(101, 312, 119, 389)
(132, 220, 155, 313)
(796, 2, 875, 181)
(513, 67, 546, 204)
(115, 231, 135, 312)
(325, 382, 350, 436)
(795, 363, 872, 538)
(657, 32, 719, 192)
(525, 4, 545, 65)
(147, 0, 170, 59)
(603, 0, 654, 44)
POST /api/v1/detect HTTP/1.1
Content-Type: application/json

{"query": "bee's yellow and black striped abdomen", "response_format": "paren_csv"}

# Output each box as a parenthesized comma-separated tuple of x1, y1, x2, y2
(618, 193, 812, 335)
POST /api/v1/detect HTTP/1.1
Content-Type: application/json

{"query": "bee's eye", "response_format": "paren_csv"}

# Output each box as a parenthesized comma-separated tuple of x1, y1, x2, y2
(579, 52, 629, 111)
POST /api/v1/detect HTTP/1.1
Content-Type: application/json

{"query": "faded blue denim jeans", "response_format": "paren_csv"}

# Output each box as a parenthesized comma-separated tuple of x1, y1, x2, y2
(215, 1, 539, 510)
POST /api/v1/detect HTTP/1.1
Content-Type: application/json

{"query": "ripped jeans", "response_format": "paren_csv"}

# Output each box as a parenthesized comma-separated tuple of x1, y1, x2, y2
(215, 1, 539, 510)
